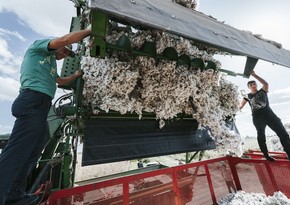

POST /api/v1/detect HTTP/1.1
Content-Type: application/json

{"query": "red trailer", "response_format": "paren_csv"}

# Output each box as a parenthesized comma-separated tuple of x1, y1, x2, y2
(46, 153, 290, 205)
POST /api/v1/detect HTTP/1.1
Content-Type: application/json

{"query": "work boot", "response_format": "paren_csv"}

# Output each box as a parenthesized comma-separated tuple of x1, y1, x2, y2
(265, 155, 276, 162)
(5, 194, 39, 205)
(285, 152, 290, 161)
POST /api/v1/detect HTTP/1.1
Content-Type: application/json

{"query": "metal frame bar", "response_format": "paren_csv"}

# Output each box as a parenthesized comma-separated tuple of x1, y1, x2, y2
(91, 10, 108, 57)
(47, 155, 290, 204)
(48, 157, 229, 203)
(204, 164, 217, 204)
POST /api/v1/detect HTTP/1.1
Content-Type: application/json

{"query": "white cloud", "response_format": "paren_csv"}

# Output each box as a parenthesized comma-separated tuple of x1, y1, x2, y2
(271, 101, 290, 107)
(0, 124, 12, 134)
(0, 37, 22, 78)
(0, 38, 13, 59)
(0, 0, 76, 37)
(0, 28, 26, 42)
(269, 87, 290, 95)
(0, 76, 20, 101)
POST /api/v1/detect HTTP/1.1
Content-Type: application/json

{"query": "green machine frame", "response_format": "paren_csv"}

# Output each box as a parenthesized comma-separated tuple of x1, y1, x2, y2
(0, 2, 251, 195)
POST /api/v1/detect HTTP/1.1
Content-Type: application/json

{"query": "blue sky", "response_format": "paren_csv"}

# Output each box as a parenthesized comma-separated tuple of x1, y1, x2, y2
(1, 0, 290, 137)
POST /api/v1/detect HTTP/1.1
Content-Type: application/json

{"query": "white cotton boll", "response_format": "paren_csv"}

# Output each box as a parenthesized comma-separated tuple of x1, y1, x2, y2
(171, 0, 199, 10)
(159, 119, 166, 129)
(268, 126, 290, 152)
(218, 191, 290, 205)
(269, 136, 283, 152)
(81, 56, 139, 115)
(266, 191, 290, 204)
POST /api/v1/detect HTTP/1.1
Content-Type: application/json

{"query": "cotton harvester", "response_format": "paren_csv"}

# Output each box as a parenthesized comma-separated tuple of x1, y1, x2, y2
(1, 0, 290, 204)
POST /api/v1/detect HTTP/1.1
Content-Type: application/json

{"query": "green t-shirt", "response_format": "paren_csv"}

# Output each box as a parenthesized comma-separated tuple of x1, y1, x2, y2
(20, 39, 59, 98)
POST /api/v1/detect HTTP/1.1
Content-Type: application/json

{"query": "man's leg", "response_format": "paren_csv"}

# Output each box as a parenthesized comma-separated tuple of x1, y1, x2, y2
(253, 116, 274, 161)
(5, 124, 50, 203)
(0, 90, 51, 204)
(229, 181, 237, 193)
(225, 182, 231, 193)
(267, 112, 290, 159)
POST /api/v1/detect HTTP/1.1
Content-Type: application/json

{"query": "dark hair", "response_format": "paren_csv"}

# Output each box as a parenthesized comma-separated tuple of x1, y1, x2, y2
(247, 80, 256, 87)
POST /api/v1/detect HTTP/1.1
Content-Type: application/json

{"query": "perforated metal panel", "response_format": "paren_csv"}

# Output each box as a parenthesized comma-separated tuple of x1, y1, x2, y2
(61, 55, 82, 78)
(60, 17, 83, 89)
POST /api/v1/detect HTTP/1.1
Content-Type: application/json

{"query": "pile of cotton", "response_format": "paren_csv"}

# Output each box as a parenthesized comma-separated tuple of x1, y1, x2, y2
(79, 1, 242, 155)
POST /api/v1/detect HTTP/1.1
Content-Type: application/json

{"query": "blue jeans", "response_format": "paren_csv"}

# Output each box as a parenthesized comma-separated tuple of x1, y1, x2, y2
(0, 89, 51, 204)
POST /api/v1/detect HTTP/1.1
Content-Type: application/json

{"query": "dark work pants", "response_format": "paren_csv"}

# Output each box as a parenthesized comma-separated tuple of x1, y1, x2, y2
(0, 90, 51, 205)
(252, 110, 290, 158)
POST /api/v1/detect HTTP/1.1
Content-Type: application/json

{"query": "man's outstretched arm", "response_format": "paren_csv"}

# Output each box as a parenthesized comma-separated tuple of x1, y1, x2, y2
(250, 71, 268, 92)
(57, 70, 83, 86)
(239, 98, 248, 110)
(48, 29, 91, 50)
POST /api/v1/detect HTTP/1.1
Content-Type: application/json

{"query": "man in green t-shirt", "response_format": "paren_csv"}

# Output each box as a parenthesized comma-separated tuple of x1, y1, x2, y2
(0, 29, 91, 205)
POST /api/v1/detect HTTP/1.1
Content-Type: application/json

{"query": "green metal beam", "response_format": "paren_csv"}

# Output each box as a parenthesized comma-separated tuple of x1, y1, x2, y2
(243, 57, 258, 77)
(186, 151, 200, 163)
(62, 154, 73, 188)
(219, 69, 245, 77)
(60, 16, 82, 89)
(91, 11, 108, 57)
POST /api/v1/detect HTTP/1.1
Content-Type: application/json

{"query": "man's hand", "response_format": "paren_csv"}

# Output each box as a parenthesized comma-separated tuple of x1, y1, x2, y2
(250, 70, 256, 76)
(249, 70, 268, 92)
(57, 70, 84, 86)
(74, 70, 83, 78)
(49, 29, 92, 50)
